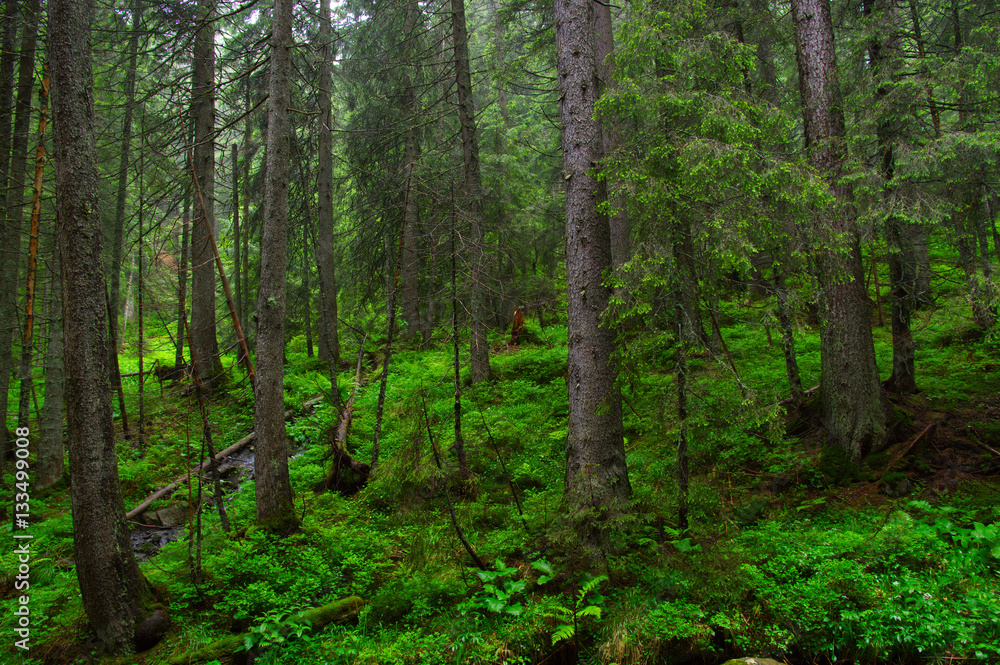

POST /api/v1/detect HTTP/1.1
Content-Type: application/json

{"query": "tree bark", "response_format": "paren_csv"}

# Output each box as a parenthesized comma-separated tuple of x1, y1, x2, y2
(316, 0, 340, 381)
(451, 0, 491, 383)
(38, 248, 65, 491)
(868, 0, 917, 395)
(0, 0, 19, 486)
(592, 0, 629, 268)
(232, 143, 241, 341)
(792, 0, 887, 461)
(191, 0, 222, 388)
(50, 0, 150, 651)
(175, 197, 190, 369)
(17, 55, 46, 430)
(1, 0, 40, 452)
(255, 0, 298, 532)
(556, 0, 631, 554)
(107, 0, 140, 355)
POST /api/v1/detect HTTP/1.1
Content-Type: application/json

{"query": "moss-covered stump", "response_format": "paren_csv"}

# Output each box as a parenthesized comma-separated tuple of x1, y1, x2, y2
(167, 596, 363, 664)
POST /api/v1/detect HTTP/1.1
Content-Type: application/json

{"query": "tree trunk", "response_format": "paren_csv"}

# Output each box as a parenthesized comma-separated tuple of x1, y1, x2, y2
(232, 143, 241, 340)
(50, 0, 150, 651)
(107, 0, 140, 356)
(17, 55, 46, 430)
(1, 0, 40, 461)
(869, 0, 917, 395)
(792, 0, 887, 462)
(255, 0, 298, 532)
(176, 196, 189, 369)
(191, 0, 222, 388)
(316, 0, 340, 380)
(400, 0, 423, 340)
(451, 0, 491, 383)
(773, 267, 805, 404)
(556, 0, 631, 555)
(38, 248, 65, 491)
(0, 0, 19, 491)
(592, 0, 629, 268)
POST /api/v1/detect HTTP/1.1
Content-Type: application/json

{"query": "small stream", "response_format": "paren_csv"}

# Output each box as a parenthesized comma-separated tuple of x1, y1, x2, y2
(130, 446, 257, 562)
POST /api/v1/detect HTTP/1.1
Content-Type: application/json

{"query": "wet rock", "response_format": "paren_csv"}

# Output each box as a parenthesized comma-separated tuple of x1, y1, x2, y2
(156, 503, 189, 528)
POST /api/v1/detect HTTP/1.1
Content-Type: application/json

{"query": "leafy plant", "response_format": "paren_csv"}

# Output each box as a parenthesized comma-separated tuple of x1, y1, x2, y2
(545, 575, 607, 646)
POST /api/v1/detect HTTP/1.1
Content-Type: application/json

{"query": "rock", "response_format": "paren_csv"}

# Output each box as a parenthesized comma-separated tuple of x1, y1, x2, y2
(721, 659, 785, 665)
(155, 503, 189, 528)
(141, 511, 162, 526)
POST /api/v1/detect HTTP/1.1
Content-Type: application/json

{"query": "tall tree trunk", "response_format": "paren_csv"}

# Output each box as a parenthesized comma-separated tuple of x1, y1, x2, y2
(316, 0, 340, 382)
(255, 0, 297, 532)
(400, 0, 422, 339)
(556, 0, 631, 557)
(175, 197, 190, 369)
(1, 0, 40, 459)
(792, 0, 887, 462)
(451, 0, 491, 383)
(592, 0, 629, 268)
(303, 203, 314, 358)
(38, 246, 65, 491)
(0, 0, 20, 489)
(50, 0, 150, 652)
(17, 58, 46, 430)
(869, 0, 917, 395)
(191, 0, 222, 388)
(232, 143, 241, 339)
(107, 0, 140, 354)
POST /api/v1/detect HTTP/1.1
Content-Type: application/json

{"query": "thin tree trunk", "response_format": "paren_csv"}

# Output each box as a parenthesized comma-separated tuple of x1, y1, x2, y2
(869, 0, 917, 395)
(255, 0, 298, 532)
(792, 0, 887, 462)
(50, 0, 150, 651)
(0, 0, 19, 491)
(232, 143, 241, 340)
(451, 0, 491, 383)
(773, 268, 805, 404)
(303, 206, 314, 358)
(556, 0, 631, 557)
(400, 0, 423, 339)
(107, 0, 140, 358)
(316, 0, 340, 380)
(176, 197, 189, 369)
(17, 62, 46, 429)
(452, 215, 469, 480)
(2, 0, 40, 450)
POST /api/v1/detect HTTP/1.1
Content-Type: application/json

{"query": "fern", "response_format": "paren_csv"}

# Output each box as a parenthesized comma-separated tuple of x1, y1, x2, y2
(545, 574, 607, 647)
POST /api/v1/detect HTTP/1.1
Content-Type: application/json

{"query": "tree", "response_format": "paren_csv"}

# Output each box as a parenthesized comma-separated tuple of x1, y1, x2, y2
(791, 0, 887, 461)
(316, 0, 341, 383)
(555, 0, 631, 555)
(49, 0, 150, 652)
(451, 0, 491, 384)
(255, 0, 298, 532)
(191, 0, 223, 388)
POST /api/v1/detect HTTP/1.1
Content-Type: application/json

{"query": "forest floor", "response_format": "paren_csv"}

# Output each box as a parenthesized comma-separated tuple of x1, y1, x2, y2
(2, 290, 1000, 665)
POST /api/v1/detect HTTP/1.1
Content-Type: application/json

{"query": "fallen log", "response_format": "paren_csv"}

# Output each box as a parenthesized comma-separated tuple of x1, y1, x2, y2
(166, 596, 362, 664)
(316, 339, 370, 494)
(126, 395, 325, 520)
